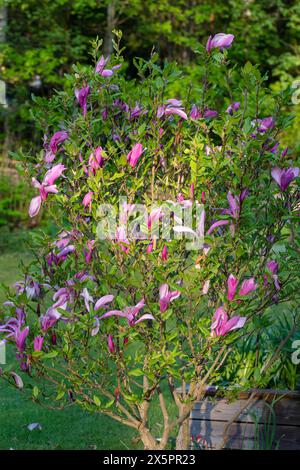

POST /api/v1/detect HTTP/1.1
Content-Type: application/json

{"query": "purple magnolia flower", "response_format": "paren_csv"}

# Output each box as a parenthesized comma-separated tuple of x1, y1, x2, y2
(267, 260, 278, 275)
(238, 278, 257, 297)
(159, 284, 181, 313)
(206, 219, 229, 235)
(211, 307, 246, 337)
(94, 294, 114, 311)
(206, 33, 234, 52)
(190, 104, 202, 120)
(266, 261, 280, 291)
(49, 131, 69, 154)
(226, 102, 240, 115)
(83, 239, 95, 264)
(271, 167, 299, 191)
(40, 288, 71, 332)
(82, 191, 93, 208)
(15, 278, 40, 300)
(75, 85, 90, 116)
(14, 326, 30, 353)
(227, 274, 239, 301)
(40, 314, 59, 332)
(33, 336, 44, 352)
(29, 164, 66, 218)
(99, 299, 154, 326)
(157, 99, 188, 120)
(26, 279, 40, 300)
(257, 116, 274, 133)
(127, 143, 144, 168)
(95, 55, 108, 74)
(130, 103, 147, 120)
(95, 55, 121, 77)
(239, 188, 249, 203)
(281, 147, 289, 158)
(203, 109, 218, 119)
(56, 244, 76, 260)
(226, 191, 240, 219)
(81, 288, 93, 312)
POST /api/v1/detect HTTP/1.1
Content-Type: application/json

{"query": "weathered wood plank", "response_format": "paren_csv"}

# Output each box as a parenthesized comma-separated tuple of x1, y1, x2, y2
(192, 397, 300, 426)
(190, 419, 300, 450)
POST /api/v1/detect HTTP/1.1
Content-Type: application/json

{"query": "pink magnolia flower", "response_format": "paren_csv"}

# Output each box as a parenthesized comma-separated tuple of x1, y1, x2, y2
(88, 147, 105, 174)
(238, 278, 257, 297)
(211, 307, 246, 337)
(147, 241, 154, 254)
(271, 167, 299, 192)
(174, 208, 229, 238)
(99, 299, 154, 326)
(82, 191, 93, 208)
(126, 143, 144, 168)
(115, 226, 130, 253)
(33, 336, 44, 352)
(227, 274, 239, 301)
(29, 164, 66, 217)
(75, 85, 90, 116)
(161, 245, 168, 261)
(108, 335, 116, 353)
(206, 33, 235, 52)
(159, 284, 181, 313)
(148, 207, 163, 230)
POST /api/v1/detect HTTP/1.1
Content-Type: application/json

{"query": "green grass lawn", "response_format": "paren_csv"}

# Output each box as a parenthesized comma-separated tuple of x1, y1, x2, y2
(0, 248, 140, 450)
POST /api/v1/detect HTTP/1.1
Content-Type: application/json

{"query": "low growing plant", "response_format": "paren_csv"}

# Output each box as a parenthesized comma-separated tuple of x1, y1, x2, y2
(0, 32, 299, 450)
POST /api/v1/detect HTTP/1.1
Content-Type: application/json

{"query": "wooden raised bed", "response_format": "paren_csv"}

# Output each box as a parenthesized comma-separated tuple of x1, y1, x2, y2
(189, 389, 300, 450)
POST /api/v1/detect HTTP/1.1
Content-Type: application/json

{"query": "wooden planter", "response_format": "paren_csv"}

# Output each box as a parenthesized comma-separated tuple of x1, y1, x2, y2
(190, 389, 300, 450)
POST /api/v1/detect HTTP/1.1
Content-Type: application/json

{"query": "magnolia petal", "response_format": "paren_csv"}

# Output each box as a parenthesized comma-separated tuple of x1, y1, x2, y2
(94, 295, 114, 311)
(11, 372, 23, 389)
(29, 196, 42, 218)
(134, 314, 155, 325)
(206, 219, 229, 235)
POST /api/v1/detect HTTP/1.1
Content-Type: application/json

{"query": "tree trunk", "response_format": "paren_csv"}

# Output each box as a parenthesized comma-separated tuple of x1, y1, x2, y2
(176, 415, 190, 450)
(103, 1, 116, 56)
(139, 426, 159, 450)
